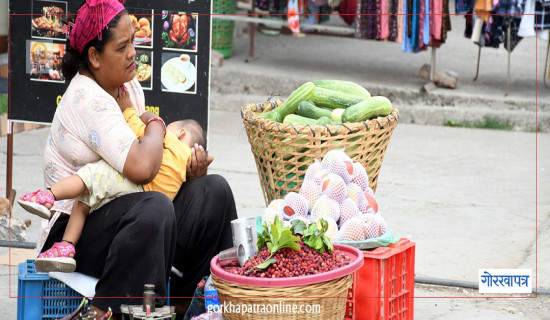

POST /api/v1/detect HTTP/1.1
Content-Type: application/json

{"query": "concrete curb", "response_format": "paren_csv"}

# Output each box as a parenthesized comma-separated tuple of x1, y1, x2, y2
(210, 69, 548, 132)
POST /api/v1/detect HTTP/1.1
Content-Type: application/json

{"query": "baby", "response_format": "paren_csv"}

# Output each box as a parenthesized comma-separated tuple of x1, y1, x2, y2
(19, 102, 205, 272)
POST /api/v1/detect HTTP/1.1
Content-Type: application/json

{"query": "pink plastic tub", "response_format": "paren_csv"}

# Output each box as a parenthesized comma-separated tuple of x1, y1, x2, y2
(210, 244, 364, 288)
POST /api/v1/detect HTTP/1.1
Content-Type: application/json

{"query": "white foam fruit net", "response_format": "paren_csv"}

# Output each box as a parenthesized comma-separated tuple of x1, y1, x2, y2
(321, 173, 348, 203)
(311, 195, 341, 222)
(304, 159, 322, 181)
(346, 183, 363, 205)
(328, 158, 353, 184)
(299, 180, 322, 209)
(313, 169, 329, 185)
(315, 216, 338, 240)
(360, 214, 388, 239)
(282, 192, 309, 219)
(321, 149, 345, 169)
(339, 198, 362, 227)
(364, 187, 375, 197)
(337, 217, 367, 241)
(268, 199, 284, 212)
(351, 162, 369, 191)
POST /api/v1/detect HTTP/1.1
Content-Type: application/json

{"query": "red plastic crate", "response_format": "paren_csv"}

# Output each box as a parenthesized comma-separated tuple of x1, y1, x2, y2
(345, 238, 416, 320)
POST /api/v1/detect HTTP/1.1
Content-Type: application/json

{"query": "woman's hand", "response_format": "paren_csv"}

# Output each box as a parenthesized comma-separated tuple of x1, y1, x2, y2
(116, 85, 133, 112)
(186, 144, 214, 180)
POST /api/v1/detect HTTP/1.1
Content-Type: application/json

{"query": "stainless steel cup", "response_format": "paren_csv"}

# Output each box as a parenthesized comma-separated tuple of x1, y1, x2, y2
(231, 217, 258, 261)
(218, 244, 245, 267)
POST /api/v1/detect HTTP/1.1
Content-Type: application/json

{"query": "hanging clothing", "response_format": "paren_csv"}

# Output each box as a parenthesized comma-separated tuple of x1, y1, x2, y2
(519, 0, 536, 36)
(381, 0, 390, 39)
(493, 0, 523, 15)
(351, 0, 450, 51)
(287, 0, 301, 33)
(303, 1, 332, 27)
(474, 0, 493, 22)
(424, 0, 431, 45)
(255, 0, 287, 17)
(356, 0, 379, 39)
(402, 0, 413, 52)
(485, 16, 523, 51)
(464, 10, 474, 38)
(442, 0, 451, 40)
(430, 0, 443, 41)
(389, 0, 400, 41)
(337, 0, 358, 26)
(470, 0, 524, 51)
(456, 0, 474, 13)
(397, 0, 404, 42)
(412, 0, 420, 48)
(535, 0, 550, 29)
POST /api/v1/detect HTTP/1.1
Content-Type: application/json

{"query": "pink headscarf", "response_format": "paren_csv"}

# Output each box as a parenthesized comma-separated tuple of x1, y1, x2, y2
(69, 0, 126, 54)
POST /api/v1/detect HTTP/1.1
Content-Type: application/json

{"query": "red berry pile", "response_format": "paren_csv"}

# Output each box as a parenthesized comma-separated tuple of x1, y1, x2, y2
(225, 238, 350, 278)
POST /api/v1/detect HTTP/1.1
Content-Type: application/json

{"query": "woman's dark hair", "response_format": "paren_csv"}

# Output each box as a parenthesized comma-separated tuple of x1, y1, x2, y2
(62, 6, 128, 81)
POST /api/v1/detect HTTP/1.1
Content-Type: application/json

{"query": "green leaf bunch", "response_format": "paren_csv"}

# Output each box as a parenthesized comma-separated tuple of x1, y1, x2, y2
(247, 217, 301, 274)
(291, 218, 334, 253)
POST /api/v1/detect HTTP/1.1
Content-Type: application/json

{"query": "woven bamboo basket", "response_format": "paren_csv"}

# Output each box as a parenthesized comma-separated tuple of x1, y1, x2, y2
(241, 101, 400, 206)
(211, 274, 352, 320)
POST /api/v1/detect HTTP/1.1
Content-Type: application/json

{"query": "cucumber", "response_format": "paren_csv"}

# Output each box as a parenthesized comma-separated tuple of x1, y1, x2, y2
(283, 114, 335, 125)
(331, 108, 345, 122)
(283, 114, 318, 125)
(297, 101, 332, 119)
(313, 80, 371, 99)
(311, 87, 365, 109)
(315, 116, 333, 125)
(257, 110, 283, 123)
(341, 96, 392, 123)
(270, 82, 315, 118)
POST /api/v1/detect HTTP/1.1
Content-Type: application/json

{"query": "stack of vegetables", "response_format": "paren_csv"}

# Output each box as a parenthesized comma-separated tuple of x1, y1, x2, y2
(262, 149, 389, 242)
(258, 80, 393, 125)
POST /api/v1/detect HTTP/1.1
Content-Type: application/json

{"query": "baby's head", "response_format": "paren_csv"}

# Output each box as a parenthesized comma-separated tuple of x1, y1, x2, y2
(167, 119, 206, 149)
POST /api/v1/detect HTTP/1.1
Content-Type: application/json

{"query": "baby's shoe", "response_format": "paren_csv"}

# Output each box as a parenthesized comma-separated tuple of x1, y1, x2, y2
(17, 189, 54, 219)
(35, 241, 76, 273)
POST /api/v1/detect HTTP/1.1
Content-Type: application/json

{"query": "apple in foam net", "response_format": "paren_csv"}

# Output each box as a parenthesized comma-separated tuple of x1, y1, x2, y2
(338, 198, 362, 227)
(311, 195, 341, 222)
(282, 192, 309, 220)
(299, 179, 322, 209)
(321, 173, 348, 203)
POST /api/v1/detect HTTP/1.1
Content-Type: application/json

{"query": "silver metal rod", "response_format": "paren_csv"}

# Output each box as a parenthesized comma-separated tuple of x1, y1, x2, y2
(430, 47, 436, 82)
(506, 23, 511, 96)
(0, 240, 37, 249)
(473, 46, 481, 81)
(213, 14, 355, 35)
(544, 40, 550, 88)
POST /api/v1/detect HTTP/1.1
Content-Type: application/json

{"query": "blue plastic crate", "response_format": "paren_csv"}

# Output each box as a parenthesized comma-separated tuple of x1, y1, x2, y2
(17, 259, 84, 320)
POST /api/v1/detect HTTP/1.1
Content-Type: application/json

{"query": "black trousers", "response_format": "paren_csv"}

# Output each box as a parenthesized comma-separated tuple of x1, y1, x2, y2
(42, 174, 237, 313)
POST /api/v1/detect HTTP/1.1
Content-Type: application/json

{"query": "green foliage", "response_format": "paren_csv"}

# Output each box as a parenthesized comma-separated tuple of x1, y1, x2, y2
(255, 258, 277, 270)
(444, 117, 514, 131)
(249, 217, 301, 273)
(0, 94, 7, 115)
(263, 216, 301, 254)
(291, 218, 334, 253)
